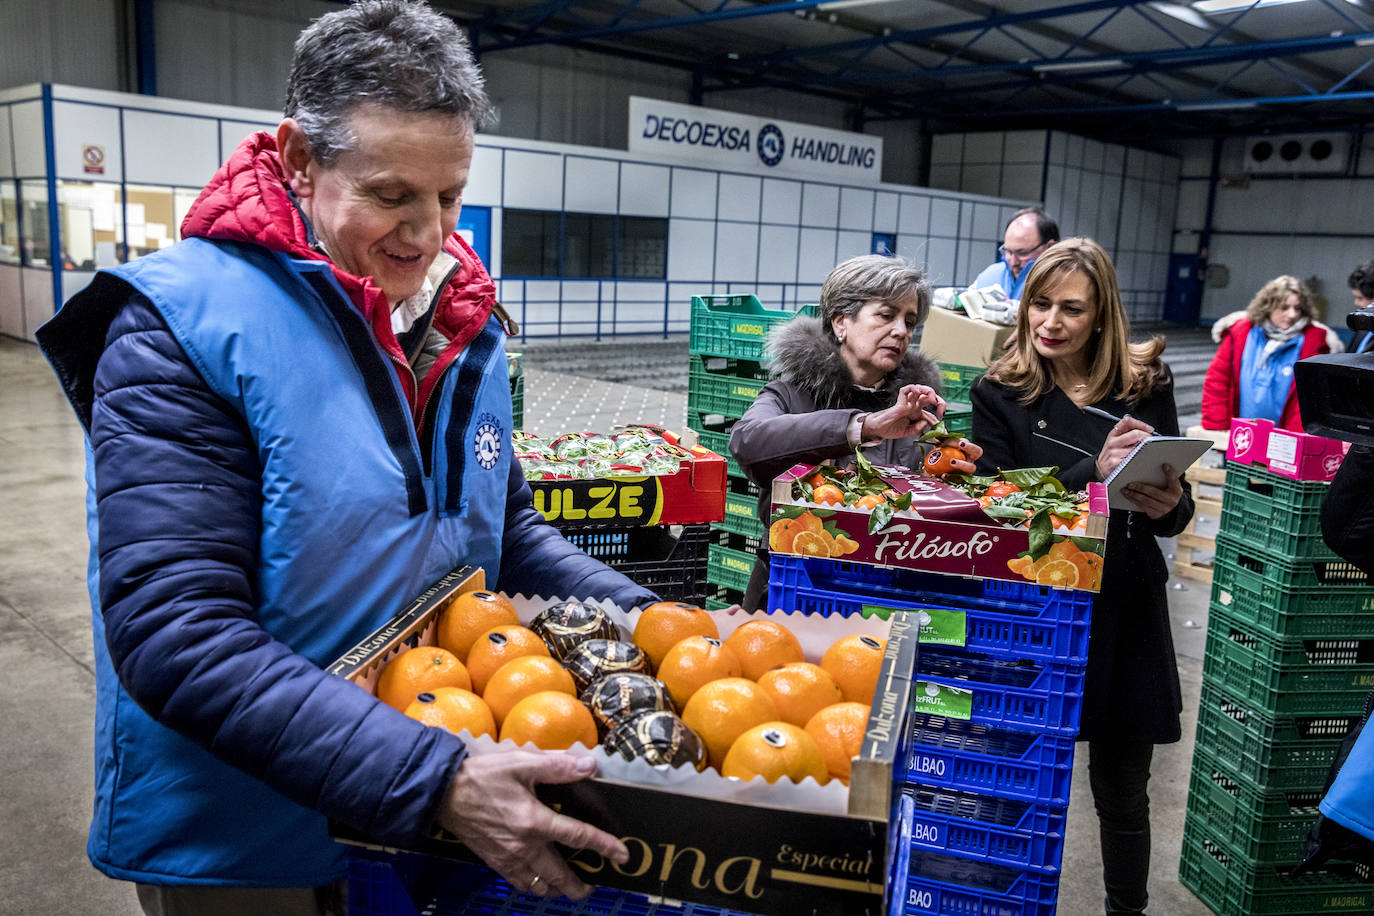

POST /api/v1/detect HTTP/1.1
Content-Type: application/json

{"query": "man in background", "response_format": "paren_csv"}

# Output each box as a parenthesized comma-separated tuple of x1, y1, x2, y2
(970, 206, 1060, 301)
(1346, 259, 1374, 353)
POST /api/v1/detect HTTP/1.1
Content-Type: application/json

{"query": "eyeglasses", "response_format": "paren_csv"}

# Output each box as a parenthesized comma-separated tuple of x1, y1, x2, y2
(999, 241, 1047, 260)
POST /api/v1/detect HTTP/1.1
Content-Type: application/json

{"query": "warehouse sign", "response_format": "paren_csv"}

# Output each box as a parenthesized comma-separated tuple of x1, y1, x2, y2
(628, 97, 882, 182)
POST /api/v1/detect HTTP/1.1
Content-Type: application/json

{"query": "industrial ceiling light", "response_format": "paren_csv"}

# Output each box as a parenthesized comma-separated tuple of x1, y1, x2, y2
(1149, 2, 1214, 28)
(1191, 0, 1310, 14)
(1032, 58, 1126, 72)
(816, 0, 898, 10)
(1176, 99, 1261, 110)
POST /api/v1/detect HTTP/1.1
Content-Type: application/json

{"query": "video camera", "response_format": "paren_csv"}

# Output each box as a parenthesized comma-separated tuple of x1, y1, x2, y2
(1295, 305, 1374, 446)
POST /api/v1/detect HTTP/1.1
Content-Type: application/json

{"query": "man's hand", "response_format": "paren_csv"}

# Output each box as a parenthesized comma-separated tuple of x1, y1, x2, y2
(438, 748, 628, 899)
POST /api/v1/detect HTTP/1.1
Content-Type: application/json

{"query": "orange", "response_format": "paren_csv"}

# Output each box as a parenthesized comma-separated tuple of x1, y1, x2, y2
(1035, 558, 1080, 588)
(833, 534, 859, 556)
(792, 512, 824, 534)
(723, 619, 805, 681)
(632, 602, 719, 671)
(436, 590, 519, 662)
(769, 517, 800, 553)
(657, 635, 743, 709)
(811, 484, 845, 506)
(404, 687, 495, 738)
(681, 677, 780, 769)
(790, 530, 830, 557)
(1073, 551, 1104, 589)
(465, 625, 551, 696)
(821, 634, 887, 703)
(375, 646, 472, 711)
(804, 471, 827, 488)
(805, 702, 870, 784)
(482, 655, 577, 727)
(854, 493, 884, 510)
(499, 690, 598, 750)
(722, 722, 829, 784)
(757, 662, 844, 727)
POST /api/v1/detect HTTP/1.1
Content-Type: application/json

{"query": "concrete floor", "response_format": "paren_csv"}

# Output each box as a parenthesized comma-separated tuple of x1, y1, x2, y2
(0, 334, 1215, 915)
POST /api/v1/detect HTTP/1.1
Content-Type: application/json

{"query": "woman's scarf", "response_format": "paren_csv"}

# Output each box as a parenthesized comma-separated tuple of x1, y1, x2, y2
(1258, 316, 1308, 367)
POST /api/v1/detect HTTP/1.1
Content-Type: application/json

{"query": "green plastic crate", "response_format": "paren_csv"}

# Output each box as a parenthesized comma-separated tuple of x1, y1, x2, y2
(714, 488, 764, 542)
(1212, 533, 1374, 640)
(1194, 680, 1358, 792)
(1219, 463, 1336, 560)
(704, 596, 734, 611)
(944, 401, 972, 439)
(688, 295, 815, 361)
(1179, 820, 1372, 916)
(1183, 746, 1323, 865)
(707, 541, 756, 594)
(1202, 606, 1374, 717)
(938, 363, 985, 404)
(687, 355, 766, 421)
(693, 427, 747, 482)
(510, 373, 524, 429)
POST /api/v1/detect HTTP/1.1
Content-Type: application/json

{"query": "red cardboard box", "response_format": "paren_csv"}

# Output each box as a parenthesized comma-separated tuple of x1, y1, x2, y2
(1225, 417, 1349, 482)
(528, 429, 726, 528)
(327, 565, 917, 914)
(769, 464, 1109, 593)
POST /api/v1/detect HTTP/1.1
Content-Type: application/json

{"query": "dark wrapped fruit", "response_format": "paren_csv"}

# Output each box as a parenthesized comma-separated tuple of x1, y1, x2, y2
(562, 639, 651, 693)
(529, 600, 621, 660)
(581, 672, 674, 738)
(604, 710, 706, 770)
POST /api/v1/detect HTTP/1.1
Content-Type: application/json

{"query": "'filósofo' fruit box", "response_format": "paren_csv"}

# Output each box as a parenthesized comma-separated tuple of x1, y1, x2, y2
(768, 463, 1109, 593)
(327, 565, 917, 914)
(525, 427, 727, 528)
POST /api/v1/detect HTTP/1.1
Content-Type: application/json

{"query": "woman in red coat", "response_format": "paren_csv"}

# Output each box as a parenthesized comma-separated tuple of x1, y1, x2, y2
(1201, 275, 1329, 432)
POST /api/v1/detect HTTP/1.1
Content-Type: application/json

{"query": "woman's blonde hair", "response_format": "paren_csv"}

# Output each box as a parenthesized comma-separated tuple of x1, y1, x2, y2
(986, 237, 1167, 407)
(1245, 275, 1311, 324)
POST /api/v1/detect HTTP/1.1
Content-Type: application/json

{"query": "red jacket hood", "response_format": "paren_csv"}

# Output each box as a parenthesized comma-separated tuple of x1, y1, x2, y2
(180, 132, 498, 409)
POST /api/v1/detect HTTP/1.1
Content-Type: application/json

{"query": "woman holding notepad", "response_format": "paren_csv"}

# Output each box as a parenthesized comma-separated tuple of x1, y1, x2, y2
(969, 238, 1195, 916)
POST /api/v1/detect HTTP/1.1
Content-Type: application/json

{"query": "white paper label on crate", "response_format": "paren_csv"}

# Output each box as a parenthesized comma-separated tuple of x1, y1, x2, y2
(1267, 432, 1299, 467)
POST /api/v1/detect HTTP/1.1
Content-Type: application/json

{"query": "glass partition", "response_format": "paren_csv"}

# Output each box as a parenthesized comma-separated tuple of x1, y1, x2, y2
(55, 181, 124, 269)
(19, 180, 52, 267)
(0, 182, 19, 265)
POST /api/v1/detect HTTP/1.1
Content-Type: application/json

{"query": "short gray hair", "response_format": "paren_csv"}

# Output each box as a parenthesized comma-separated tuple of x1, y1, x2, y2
(819, 255, 930, 338)
(284, 0, 495, 166)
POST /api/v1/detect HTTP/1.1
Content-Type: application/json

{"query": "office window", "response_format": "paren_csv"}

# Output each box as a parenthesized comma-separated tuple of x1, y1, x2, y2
(502, 209, 560, 277)
(123, 184, 181, 260)
(55, 181, 125, 269)
(0, 182, 18, 265)
(618, 216, 667, 279)
(563, 212, 615, 278)
(19, 180, 52, 267)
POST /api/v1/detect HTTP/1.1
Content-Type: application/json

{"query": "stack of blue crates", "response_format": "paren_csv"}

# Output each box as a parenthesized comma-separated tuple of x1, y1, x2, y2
(768, 554, 1094, 916)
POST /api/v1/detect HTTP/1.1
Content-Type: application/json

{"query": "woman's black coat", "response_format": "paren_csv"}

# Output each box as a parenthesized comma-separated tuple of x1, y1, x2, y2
(970, 372, 1194, 744)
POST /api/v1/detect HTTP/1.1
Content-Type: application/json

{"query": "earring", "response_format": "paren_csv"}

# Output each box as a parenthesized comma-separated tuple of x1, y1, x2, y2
(1095, 327, 1102, 332)
(838, 333, 846, 343)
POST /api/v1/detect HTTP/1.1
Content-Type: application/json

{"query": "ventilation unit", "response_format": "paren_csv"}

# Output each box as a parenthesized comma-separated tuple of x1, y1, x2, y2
(1242, 133, 1350, 175)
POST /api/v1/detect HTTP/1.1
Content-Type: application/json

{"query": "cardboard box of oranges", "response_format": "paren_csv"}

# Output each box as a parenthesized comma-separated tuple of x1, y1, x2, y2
(327, 564, 918, 914)
(769, 463, 1110, 593)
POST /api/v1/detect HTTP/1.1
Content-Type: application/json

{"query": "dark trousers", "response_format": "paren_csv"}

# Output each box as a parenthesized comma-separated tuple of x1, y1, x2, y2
(1088, 739, 1155, 915)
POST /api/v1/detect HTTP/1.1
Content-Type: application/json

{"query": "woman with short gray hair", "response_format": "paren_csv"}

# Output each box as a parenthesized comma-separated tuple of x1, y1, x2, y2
(729, 254, 979, 610)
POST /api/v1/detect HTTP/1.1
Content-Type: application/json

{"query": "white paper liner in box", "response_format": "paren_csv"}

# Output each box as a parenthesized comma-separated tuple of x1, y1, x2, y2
(501, 594, 893, 816)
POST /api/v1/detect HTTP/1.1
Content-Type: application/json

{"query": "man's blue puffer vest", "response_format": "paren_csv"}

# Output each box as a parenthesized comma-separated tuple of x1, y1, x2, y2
(41, 238, 513, 885)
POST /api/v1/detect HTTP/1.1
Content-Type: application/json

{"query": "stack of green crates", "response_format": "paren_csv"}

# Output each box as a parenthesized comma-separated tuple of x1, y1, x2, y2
(687, 295, 816, 610)
(508, 351, 524, 429)
(1179, 460, 1374, 915)
(938, 362, 983, 440)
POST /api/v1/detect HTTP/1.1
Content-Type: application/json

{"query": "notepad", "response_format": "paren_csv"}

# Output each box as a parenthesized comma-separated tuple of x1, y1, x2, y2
(1103, 436, 1214, 511)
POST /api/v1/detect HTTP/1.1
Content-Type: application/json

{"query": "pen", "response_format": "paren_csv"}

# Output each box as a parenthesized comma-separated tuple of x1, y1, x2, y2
(1082, 405, 1161, 437)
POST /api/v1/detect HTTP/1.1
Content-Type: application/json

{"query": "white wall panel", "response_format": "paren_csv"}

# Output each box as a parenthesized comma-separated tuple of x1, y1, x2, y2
(1082, 139, 1104, 173)
(839, 188, 874, 230)
(0, 265, 22, 337)
(801, 184, 839, 227)
(502, 149, 563, 210)
(1000, 164, 1041, 201)
(898, 195, 930, 236)
(1003, 130, 1047, 165)
(618, 162, 669, 217)
(47, 101, 119, 181)
(667, 218, 715, 281)
(717, 173, 761, 222)
(219, 120, 272, 160)
(798, 229, 838, 284)
(21, 265, 52, 341)
(124, 110, 219, 187)
(1096, 174, 1122, 250)
(466, 145, 503, 207)
(761, 178, 801, 224)
(563, 157, 618, 214)
(0, 107, 14, 178)
(0, 0, 122, 93)
(836, 230, 869, 263)
(670, 169, 717, 219)
(1078, 172, 1103, 239)
(964, 132, 1003, 165)
(714, 222, 758, 283)
(924, 237, 958, 287)
(897, 235, 930, 269)
(971, 203, 1000, 243)
(961, 165, 1000, 198)
(929, 198, 960, 237)
(757, 225, 800, 284)
(874, 192, 898, 232)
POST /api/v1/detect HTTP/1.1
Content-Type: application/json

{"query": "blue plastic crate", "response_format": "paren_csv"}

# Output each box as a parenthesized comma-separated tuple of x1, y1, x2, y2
(905, 713, 1077, 807)
(903, 850, 1059, 916)
(906, 787, 1066, 874)
(916, 646, 1086, 737)
(767, 555, 1093, 666)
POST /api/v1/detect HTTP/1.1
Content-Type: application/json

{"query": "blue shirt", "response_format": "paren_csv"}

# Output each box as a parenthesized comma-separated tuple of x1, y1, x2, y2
(1238, 325, 1303, 424)
(971, 257, 1037, 300)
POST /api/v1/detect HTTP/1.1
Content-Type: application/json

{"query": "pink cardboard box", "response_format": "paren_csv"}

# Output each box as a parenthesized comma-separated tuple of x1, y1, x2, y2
(1225, 418, 1349, 482)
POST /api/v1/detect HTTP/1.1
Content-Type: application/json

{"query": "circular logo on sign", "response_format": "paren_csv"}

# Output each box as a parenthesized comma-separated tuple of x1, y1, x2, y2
(474, 421, 502, 469)
(758, 124, 785, 167)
